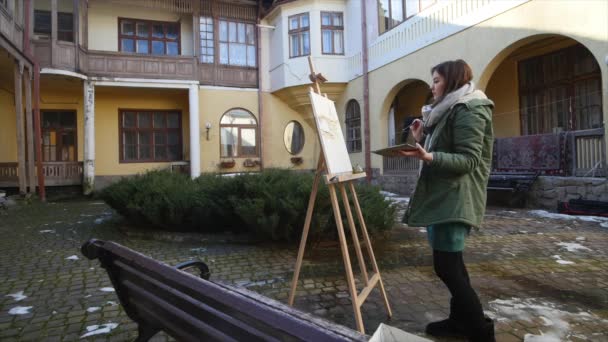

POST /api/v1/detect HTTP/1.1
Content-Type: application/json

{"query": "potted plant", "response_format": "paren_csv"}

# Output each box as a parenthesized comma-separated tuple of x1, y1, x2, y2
(290, 157, 303, 165)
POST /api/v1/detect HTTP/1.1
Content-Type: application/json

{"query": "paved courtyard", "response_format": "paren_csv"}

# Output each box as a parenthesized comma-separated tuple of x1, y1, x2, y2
(1, 195, 608, 341)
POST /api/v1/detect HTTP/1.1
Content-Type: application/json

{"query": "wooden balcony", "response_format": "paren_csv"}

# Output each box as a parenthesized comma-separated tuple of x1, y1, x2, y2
(0, 162, 83, 187)
(85, 50, 197, 80)
(199, 63, 257, 88)
(0, 4, 24, 51)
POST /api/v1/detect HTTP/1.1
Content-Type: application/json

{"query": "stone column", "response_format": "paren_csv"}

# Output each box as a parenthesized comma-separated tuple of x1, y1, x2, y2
(25, 68, 36, 193)
(188, 84, 201, 179)
(83, 80, 95, 194)
(14, 62, 26, 194)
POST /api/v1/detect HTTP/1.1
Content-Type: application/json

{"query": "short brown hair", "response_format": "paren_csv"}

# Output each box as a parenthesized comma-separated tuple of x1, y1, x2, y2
(431, 59, 473, 102)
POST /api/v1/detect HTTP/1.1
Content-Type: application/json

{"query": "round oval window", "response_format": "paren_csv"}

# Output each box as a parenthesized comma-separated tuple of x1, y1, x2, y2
(284, 121, 305, 155)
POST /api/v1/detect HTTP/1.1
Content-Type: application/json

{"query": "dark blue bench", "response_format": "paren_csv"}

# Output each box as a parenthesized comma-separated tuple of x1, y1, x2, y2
(487, 172, 539, 207)
(81, 239, 366, 342)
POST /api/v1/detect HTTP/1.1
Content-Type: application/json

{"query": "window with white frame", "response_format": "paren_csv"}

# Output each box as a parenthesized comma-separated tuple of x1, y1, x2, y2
(345, 100, 362, 153)
(199, 16, 214, 63)
(378, 0, 435, 34)
(220, 109, 258, 157)
(321, 12, 344, 55)
(218, 19, 256, 67)
(288, 13, 310, 58)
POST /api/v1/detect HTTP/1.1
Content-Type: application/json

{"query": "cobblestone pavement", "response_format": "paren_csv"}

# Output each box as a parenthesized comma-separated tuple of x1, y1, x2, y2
(1, 197, 608, 341)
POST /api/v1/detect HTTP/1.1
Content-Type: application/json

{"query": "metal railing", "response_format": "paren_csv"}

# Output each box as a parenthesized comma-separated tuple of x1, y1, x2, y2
(0, 162, 83, 187)
(569, 128, 606, 177)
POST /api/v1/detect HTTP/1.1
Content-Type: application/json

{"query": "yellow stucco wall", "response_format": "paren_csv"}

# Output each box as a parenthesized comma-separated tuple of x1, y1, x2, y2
(94, 87, 190, 176)
(39, 77, 85, 162)
(261, 92, 318, 171)
(198, 87, 259, 173)
(485, 58, 519, 138)
(0, 88, 17, 162)
(367, 0, 608, 170)
(87, 1, 193, 55)
(335, 78, 365, 170)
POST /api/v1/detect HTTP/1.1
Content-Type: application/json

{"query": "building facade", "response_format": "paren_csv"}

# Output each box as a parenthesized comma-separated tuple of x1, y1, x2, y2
(1, 0, 607, 207)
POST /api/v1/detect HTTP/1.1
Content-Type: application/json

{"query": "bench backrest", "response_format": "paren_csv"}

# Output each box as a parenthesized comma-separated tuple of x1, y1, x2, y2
(81, 239, 366, 342)
(488, 172, 539, 191)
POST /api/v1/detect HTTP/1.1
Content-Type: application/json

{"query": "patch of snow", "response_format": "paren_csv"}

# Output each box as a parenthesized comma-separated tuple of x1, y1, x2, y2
(389, 197, 410, 203)
(601, 222, 608, 228)
(556, 242, 590, 252)
(86, 307, 101, 313)
(190, 247, 207, 253)
(39, 230, 55, 233)
(524, 333, 562, 342)
(100, 287, 115, 292)
(575, 237, 585, 241)
(529, 210, 608, 223)
(66, 255, 79, 260)
(80, 323, 119, 338)
(84, 294, 92, 298)
(89, 202, 105, 205)
(6, 291, 27, 301)
(552, 255, 575, 265)
(489, 297, 598, 341)
(52, 310, 57, 314)
(106, 301, 118, 306)
(8, 306, 32, 315)
(418, 229, 426, 233)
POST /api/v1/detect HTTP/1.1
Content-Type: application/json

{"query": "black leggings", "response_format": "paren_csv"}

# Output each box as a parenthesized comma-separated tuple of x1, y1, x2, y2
(433, 250, 486, 333)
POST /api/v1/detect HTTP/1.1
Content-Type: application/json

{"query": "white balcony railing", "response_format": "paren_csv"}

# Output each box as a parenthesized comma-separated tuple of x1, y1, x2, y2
(347, 0, 530, 80)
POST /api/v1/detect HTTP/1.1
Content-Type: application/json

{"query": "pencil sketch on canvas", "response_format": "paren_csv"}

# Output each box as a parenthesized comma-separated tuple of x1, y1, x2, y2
(309, 90, 353, 175)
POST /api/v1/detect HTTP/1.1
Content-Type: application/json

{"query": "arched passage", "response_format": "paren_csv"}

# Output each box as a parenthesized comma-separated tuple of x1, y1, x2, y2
(482, 34, 603, 139)
(381, 79, 430, 146)
(482, 34, 604, 176)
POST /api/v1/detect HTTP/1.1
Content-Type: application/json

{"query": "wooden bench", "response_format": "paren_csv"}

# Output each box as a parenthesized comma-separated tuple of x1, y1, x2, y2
(81, 239, 367, 342)
(487, 172, 539, 207)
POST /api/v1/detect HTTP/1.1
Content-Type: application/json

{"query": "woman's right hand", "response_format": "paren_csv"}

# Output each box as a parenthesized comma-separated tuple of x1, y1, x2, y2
(410, 119, 423, 143)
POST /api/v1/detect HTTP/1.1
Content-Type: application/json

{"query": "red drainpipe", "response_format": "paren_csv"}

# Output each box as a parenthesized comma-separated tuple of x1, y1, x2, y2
(24, 0, 46, 201)
(361, 0, 371, 182)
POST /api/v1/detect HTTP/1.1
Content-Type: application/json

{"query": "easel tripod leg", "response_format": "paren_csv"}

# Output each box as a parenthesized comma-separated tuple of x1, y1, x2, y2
(339, 182, 369, 283)
(288, 156, 324, 306)
(349, 182, 393, 318)
(328, 184, 365, 333)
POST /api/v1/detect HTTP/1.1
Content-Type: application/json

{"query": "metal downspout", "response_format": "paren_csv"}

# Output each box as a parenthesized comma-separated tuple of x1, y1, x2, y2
(257, 3, 264, 170)
(361, 0, 371, 182)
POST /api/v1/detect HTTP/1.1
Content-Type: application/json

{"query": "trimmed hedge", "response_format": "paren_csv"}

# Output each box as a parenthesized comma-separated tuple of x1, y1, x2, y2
(100, 169, 395, 242)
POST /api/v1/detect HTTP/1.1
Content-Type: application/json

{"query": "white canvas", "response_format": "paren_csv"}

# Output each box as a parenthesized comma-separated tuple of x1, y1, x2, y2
(308, 90, 353, 175)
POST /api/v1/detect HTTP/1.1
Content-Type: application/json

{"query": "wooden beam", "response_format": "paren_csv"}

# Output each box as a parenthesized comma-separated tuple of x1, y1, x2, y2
(356, 272, 379, 307)
(25, 69, 36, 193)
(14, 63, 27, 194)
(324, 172, 366, 184)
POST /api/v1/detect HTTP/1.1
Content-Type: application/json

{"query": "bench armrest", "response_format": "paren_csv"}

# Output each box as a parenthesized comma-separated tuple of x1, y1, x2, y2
(175, 260, 210, 280)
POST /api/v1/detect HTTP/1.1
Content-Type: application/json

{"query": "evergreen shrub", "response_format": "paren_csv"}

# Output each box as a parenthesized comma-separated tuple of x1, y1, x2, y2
(100, 169, 396, 241)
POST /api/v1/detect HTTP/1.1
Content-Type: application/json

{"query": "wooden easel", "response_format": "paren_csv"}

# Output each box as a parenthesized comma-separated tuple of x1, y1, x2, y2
(288, 57, 392, 334)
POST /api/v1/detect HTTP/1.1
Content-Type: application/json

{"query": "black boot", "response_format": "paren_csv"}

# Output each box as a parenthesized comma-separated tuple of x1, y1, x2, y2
(425, 318, 466, 337)
(468, 317, 495, 342)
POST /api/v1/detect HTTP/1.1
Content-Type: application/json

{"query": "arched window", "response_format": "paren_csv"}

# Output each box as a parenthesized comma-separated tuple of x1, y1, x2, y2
(220, 108, 258, 157)
(345, 100, 361, 153)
